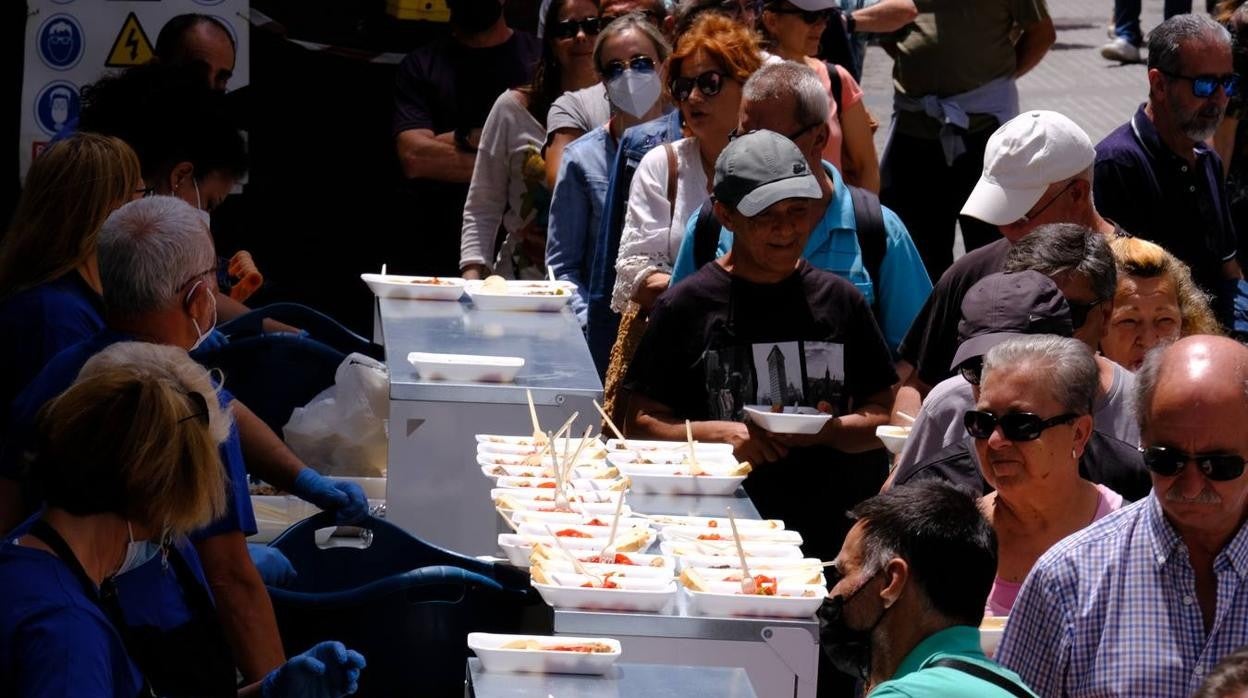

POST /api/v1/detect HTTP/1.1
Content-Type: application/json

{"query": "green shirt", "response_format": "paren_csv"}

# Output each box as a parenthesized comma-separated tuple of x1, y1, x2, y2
(869, 626, 1038, 697)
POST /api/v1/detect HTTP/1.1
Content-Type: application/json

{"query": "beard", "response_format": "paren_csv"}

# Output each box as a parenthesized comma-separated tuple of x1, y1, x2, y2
(1171, 100, 1224, 142)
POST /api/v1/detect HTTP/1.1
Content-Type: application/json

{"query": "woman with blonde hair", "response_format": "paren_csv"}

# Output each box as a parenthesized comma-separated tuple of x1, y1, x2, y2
(1103, 236, 1221, 371)
(0, 133, 143, 412)
(757, 0, 880, 192)
(0, 342, 365, 697)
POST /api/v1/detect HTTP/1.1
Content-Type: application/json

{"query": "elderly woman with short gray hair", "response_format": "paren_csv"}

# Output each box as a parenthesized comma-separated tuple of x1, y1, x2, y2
(969, 335, 1127, 617)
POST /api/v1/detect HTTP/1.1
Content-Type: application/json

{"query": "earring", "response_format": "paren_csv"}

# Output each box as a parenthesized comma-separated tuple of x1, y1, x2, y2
(1071, 448, 1078, 461)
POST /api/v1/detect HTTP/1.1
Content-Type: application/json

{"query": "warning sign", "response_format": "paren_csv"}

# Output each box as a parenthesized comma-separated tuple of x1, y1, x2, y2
(105, 13, 154, 67)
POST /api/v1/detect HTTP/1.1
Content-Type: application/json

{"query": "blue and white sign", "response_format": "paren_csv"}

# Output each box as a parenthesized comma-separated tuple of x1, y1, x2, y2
(37, 13, 84, 70)
(33, 81, 79, 136)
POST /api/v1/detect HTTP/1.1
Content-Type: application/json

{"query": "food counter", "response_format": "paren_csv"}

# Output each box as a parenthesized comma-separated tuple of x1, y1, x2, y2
(465, 659, 758, 697)
(377, 296, 602, 554)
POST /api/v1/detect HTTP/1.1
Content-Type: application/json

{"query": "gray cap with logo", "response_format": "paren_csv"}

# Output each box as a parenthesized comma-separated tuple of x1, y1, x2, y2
(950, 270, 1075, 370)
(713, 130, 822, 217)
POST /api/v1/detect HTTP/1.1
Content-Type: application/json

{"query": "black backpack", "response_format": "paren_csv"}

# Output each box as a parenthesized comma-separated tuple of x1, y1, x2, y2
(690, 184, 888, 313)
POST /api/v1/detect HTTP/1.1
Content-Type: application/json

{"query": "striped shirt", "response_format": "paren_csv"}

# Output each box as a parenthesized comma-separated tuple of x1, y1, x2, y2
(996, 495, 1248, 697)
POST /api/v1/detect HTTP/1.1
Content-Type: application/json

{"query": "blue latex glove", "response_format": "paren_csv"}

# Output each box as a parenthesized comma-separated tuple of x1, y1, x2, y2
(289, 469, 369, 524)
(247, 544, 297, 587)
(261, 641, 365, 698)
(189, 329, 229, 358)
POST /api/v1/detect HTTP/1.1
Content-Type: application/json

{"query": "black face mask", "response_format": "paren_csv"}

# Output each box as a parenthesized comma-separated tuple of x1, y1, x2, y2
(450, 0, 504, 34)
(818, 570, 887, 681)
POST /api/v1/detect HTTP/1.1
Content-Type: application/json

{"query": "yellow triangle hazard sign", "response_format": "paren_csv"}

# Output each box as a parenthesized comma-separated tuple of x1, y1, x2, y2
(106, 13, 154, 68)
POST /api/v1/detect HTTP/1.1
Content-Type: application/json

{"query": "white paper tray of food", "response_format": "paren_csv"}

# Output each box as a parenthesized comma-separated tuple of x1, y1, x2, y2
(531, 543, 671, 571)
(508, 509, 640, 527)
(643, 514, 784, 530)
(407, 352, 524, 383)
(467, 633, 621, 675)
(477, 450, 605, 469)
(531, 557, 674, 580)
(605, 438, 734, 456)
(684, 565, 825, 587)
(477, 434, 608, 458)
(480, 464, 619, 481)
(360, 273, 466, 301)
(680, 580, 826, 619)
(464, 278, 575, 312)
(659, 525, 804, 545)
(533, 575, 677, 613)
(605, 450, 739, 468)
(498, 529, 655, 567)
(491, 488, 624, 515)
(744, 406, 833, 435)
(660, 540, 804, 561)
(613, 461, 750, 496)
(494, 476, 628, 491)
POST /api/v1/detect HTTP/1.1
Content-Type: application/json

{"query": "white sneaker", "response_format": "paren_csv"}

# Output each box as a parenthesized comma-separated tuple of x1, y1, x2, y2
(1107, 22, 1116, 39)
(1101, 37, 1141, 63)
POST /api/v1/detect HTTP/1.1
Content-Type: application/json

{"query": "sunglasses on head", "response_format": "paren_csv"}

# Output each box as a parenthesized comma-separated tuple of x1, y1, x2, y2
(549, 16, 602, 39)
(1140, 446, 1246, 481)
(958, 357, 984, 386)
(603, 55, 657, 80)
(964, 410, 1079, 442)
(670, 70, 727, 102)
(766, 4, 834, 24)
(1158, 69, 1240, 98)
(1067, 298, 1103, 330)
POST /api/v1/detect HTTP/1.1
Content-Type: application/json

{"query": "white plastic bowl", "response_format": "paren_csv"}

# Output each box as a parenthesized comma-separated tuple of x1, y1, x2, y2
(468, 633, 621, 675)
(744, 406, 832, 435)
(407, 352, 523, 383)
(875, 425, 912, 455)
(360, 273, 465, 301)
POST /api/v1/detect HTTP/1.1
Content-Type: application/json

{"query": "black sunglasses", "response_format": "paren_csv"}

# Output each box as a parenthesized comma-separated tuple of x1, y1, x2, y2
(1140, 446, 1246, 481)
(1067, 298, 1103, 330)
(603, 55, 657, 80)
(1158, 69, 1240, 98)
(670, 70, 727, 103)
(958, 357, 983, 386)
(766, 4, 834, 24)
(550, 16, 602, 39)
(964, 410, 1079, 442)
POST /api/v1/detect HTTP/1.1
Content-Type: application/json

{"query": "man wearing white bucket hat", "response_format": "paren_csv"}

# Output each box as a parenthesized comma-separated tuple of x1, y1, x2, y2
(892, 110, 1126, 427)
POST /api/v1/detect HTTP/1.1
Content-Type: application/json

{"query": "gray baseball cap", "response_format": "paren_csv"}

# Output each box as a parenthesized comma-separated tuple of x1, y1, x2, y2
(712, 130, 822, 217)
(950, 270, 1075, 370)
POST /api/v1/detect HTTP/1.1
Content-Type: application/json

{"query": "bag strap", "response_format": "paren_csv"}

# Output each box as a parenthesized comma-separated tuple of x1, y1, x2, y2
(847, 184, 886, 313)
(691, 202, 722, 270)
(825, 60, 844, 115)
(927, 658, 1033, 698)
(664, 142, 678, 221)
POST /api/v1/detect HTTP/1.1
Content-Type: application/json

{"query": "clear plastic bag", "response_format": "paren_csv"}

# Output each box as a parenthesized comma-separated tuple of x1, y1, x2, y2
(283, 352, 389, 477)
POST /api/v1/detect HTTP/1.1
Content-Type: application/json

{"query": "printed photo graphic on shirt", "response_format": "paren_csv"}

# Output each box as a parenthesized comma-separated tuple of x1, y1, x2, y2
(700, 340, 846, 421)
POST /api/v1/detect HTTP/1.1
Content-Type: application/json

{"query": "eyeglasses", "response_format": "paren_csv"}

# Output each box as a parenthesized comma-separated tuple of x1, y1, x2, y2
(728, 122, 822, 142)
(964, 410, 1079, 442)
(765, 3, 834, 24)
(549, 16, 602, 39)
(178, 390, 211, 424)
(670, 70, 727, 102)
(1140, 446, 1246, 481)
(1158, 69, 1240, 98)
(958, 357, 983, 386)
(603, 55, 657, 80)
(1015, 179, 1077, 226)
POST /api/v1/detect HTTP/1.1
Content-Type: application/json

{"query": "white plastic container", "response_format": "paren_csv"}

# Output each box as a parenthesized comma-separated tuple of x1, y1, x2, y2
(468, 633, 622, 675)
(875, 425, 912, 455)
(464, 280, 575, 312)
(360, 273, 466, 301)
(744, 406, 832, 435)
(407, 352, 523, 383)
(682, 584, 826, 619)
(533, 578, 677, 613)
(659, 525, 804, 545)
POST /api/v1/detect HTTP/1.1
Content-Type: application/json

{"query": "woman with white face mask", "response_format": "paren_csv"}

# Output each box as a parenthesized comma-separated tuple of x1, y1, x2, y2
(0, 342, 366, 697)
(546, 13, 672, 325)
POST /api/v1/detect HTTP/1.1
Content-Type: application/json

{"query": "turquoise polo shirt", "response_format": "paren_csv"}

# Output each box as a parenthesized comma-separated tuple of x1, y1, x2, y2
(870, 626, 1037, 697)
(669, 163, 931, 353)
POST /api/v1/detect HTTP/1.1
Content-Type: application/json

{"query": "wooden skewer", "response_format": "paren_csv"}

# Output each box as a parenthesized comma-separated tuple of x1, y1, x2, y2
(821, 560, 838, 568)
(592, 399, 629, 450)
(599, 485, 628, 564)
(526, 389, 542, 441)
(545, 525, 602, 584)
(727, 506, 756, 594)
(685, 420, 704, 476)
(895, 411, 916, 424)
(552, 411, 580, 445)
(495, 507, 519, 532)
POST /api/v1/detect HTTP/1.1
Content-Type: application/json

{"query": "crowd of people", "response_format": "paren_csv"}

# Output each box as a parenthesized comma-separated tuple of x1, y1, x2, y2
(2, 0, 1248, 695)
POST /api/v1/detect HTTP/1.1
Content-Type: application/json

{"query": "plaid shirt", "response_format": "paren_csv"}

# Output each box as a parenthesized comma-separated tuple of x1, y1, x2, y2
(997, 495, 1248, 697)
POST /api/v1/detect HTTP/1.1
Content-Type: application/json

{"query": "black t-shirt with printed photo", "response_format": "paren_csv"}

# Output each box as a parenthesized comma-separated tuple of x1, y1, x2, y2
(626, 260, 898, 561)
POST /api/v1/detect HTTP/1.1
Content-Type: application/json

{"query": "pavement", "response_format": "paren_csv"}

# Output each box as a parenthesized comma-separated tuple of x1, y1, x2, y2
(859, 0, 1180, 154)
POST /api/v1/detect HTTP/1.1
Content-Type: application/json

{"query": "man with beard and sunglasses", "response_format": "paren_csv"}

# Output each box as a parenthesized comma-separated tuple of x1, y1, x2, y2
(821, 479, 1037, 696)
(1094, 14, 1245, 327)
(997, 336, 1248, 697)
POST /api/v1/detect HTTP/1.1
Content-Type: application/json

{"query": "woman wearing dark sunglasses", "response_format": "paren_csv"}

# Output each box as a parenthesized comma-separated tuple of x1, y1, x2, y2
(460, 0, 602, 280)
(969, 336, 1126, 618)
(610, 13, 764, 315)
(758, 0, 880, 193)
(547, 13, 671, 326)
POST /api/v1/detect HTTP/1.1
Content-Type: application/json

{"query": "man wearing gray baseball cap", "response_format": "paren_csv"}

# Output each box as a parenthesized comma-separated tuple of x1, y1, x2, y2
(624, 130, 898, 564)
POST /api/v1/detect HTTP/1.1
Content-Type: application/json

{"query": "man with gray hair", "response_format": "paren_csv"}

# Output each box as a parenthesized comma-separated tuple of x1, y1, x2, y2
(669, 60, 931, 353)
(1095, 14, 1244, 322)
(999, 335, 1248, 695)
(0, 196, 368, 691)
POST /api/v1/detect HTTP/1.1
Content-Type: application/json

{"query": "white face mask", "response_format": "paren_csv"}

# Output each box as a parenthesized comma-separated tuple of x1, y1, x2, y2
(186, 279, 218, 351)
(115, 521, 162, 578)
(192, 179, 212, 228)
(606, 69, 662, 119)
